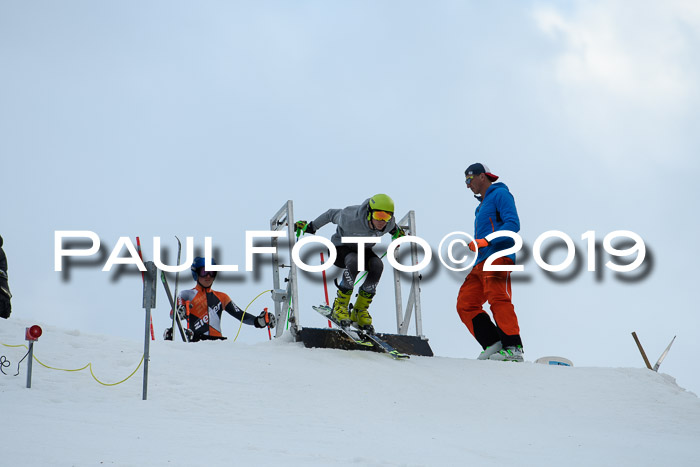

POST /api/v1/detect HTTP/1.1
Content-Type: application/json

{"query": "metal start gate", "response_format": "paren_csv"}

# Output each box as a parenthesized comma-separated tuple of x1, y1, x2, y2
(268, 200, 433, 357)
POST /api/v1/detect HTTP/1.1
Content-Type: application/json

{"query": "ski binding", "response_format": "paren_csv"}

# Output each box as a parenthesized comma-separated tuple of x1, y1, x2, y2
(312, 305, 409, 359)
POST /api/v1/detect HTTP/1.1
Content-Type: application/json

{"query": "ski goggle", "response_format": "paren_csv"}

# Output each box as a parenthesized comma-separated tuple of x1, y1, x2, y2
(371, 210, 393, 222)
(197, 268, 217, 278)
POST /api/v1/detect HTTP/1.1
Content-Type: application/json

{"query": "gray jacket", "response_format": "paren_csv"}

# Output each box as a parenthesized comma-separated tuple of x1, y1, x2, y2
(312, 198, 397, 247)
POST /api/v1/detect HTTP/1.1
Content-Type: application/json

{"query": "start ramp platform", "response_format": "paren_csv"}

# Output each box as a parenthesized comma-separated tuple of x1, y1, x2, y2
(298, 326, 433, 357)
(268, 200, 433, 358)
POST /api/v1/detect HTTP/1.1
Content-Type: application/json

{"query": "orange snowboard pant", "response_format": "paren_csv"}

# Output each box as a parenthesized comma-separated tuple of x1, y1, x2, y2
(456, 257, 521, 349)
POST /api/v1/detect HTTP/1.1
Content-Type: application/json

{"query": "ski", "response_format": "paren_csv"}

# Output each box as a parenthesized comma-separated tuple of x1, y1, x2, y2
(171, 237, 182, 340)
(355, 332, 410, 360)
(345, 305, 409, 359)
(312, 305, 409, 359)
(653, 335, 676, 372)
(312, 305, 373, 347)
(161, 270, 189, 342)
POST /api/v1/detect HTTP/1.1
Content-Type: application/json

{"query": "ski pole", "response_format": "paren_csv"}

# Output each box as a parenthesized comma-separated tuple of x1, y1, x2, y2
(264, 307, 272, 340)
(136, 236, 155, 340)
(320, 252, 331, 328)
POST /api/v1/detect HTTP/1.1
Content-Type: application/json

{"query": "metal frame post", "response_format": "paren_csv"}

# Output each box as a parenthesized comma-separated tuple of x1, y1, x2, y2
(392, 210, 424, 337)
(142, 261, 157, 400)
(26, 341, 34, 388)
(23, 325, 42, 389)
(268, 202, 425, 342)
(270, 200, 300, 339)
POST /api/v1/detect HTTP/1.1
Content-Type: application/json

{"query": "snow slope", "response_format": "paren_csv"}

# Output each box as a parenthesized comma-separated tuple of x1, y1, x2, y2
(1, 317, 698, 467)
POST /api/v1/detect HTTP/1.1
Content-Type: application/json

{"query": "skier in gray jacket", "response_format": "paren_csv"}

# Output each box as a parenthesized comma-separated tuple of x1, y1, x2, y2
(295, 194, 404, 331)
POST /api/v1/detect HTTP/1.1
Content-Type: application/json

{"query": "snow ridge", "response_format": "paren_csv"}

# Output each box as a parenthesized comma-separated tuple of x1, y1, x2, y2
(1, 318, 698, 467)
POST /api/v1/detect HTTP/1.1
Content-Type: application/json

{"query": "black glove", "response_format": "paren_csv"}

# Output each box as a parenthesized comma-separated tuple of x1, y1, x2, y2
(294, 221, 316, 238)
(170, 303, 187, 321)
(254, 310, 276, 329)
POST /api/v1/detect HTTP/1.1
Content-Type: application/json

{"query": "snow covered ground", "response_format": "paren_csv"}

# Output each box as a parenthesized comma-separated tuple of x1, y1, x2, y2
(1, 317, 698, 467)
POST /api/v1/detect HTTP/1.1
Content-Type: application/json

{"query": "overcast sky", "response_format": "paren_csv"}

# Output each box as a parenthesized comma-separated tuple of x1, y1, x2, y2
(2, 1, 699, 394)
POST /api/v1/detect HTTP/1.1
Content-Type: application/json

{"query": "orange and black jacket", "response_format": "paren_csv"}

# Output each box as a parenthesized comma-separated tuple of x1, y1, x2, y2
(177, 283, 256, 341)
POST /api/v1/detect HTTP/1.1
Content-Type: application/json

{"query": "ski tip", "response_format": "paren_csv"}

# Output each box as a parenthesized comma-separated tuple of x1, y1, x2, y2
(391, 351, 410, 359)
(534, 356, 573, 367)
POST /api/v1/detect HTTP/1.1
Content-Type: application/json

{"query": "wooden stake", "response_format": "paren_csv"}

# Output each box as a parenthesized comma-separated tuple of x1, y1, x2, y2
(631, 332, 652, 370)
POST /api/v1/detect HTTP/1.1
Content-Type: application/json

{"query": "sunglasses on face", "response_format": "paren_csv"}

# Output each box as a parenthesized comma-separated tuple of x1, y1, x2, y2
(198, 269, 217, 278)
(371, 210, 393, 222)
(465, 174, 477, 186)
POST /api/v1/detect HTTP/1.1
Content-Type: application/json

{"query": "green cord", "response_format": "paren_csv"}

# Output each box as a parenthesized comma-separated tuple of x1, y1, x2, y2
(353, 251, 388, 286)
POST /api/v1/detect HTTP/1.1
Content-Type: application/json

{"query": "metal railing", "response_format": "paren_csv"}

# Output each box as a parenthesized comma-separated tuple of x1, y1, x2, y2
(392, 211, 423, 337)
(269, 200, 300, 338)
(268, 201, 423, 339)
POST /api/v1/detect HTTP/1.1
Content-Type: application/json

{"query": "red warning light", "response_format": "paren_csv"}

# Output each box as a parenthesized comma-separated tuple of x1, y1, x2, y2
(25, 325, 42, 341)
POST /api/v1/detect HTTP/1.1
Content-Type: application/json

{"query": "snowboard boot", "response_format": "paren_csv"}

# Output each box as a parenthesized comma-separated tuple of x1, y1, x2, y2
(489, 345, 524, 362)
(477, 341, 502, 360)
(351, 290, 374, 331)
(331, 288, 353, 326)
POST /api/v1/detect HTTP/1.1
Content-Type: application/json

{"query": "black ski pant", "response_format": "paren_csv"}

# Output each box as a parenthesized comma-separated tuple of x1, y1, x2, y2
(334, 245, 383, 295)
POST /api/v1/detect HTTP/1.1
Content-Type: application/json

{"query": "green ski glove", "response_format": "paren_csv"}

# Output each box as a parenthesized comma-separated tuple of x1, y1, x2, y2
(294, 220, 316, 238)
(391, 226, 406, 240)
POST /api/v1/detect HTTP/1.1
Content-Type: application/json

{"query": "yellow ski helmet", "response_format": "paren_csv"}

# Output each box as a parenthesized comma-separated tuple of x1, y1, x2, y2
(368, 194, 395, 220)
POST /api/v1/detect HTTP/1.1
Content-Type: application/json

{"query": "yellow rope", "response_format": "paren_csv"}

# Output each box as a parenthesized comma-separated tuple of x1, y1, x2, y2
(86, 355, 145, 386)
(33, 356, 89, 372)
(1, 289, 274, 384)
(1, 341, 144, 386)
(232, 289, 273, 342)
(1, 342, 26, 349)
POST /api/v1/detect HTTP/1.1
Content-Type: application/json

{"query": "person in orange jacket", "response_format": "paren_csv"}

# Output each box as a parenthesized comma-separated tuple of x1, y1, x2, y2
(166, 257, 275, 342)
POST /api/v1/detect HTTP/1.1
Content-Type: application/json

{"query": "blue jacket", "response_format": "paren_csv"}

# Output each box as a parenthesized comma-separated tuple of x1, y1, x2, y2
(473, 182, 520, 265)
